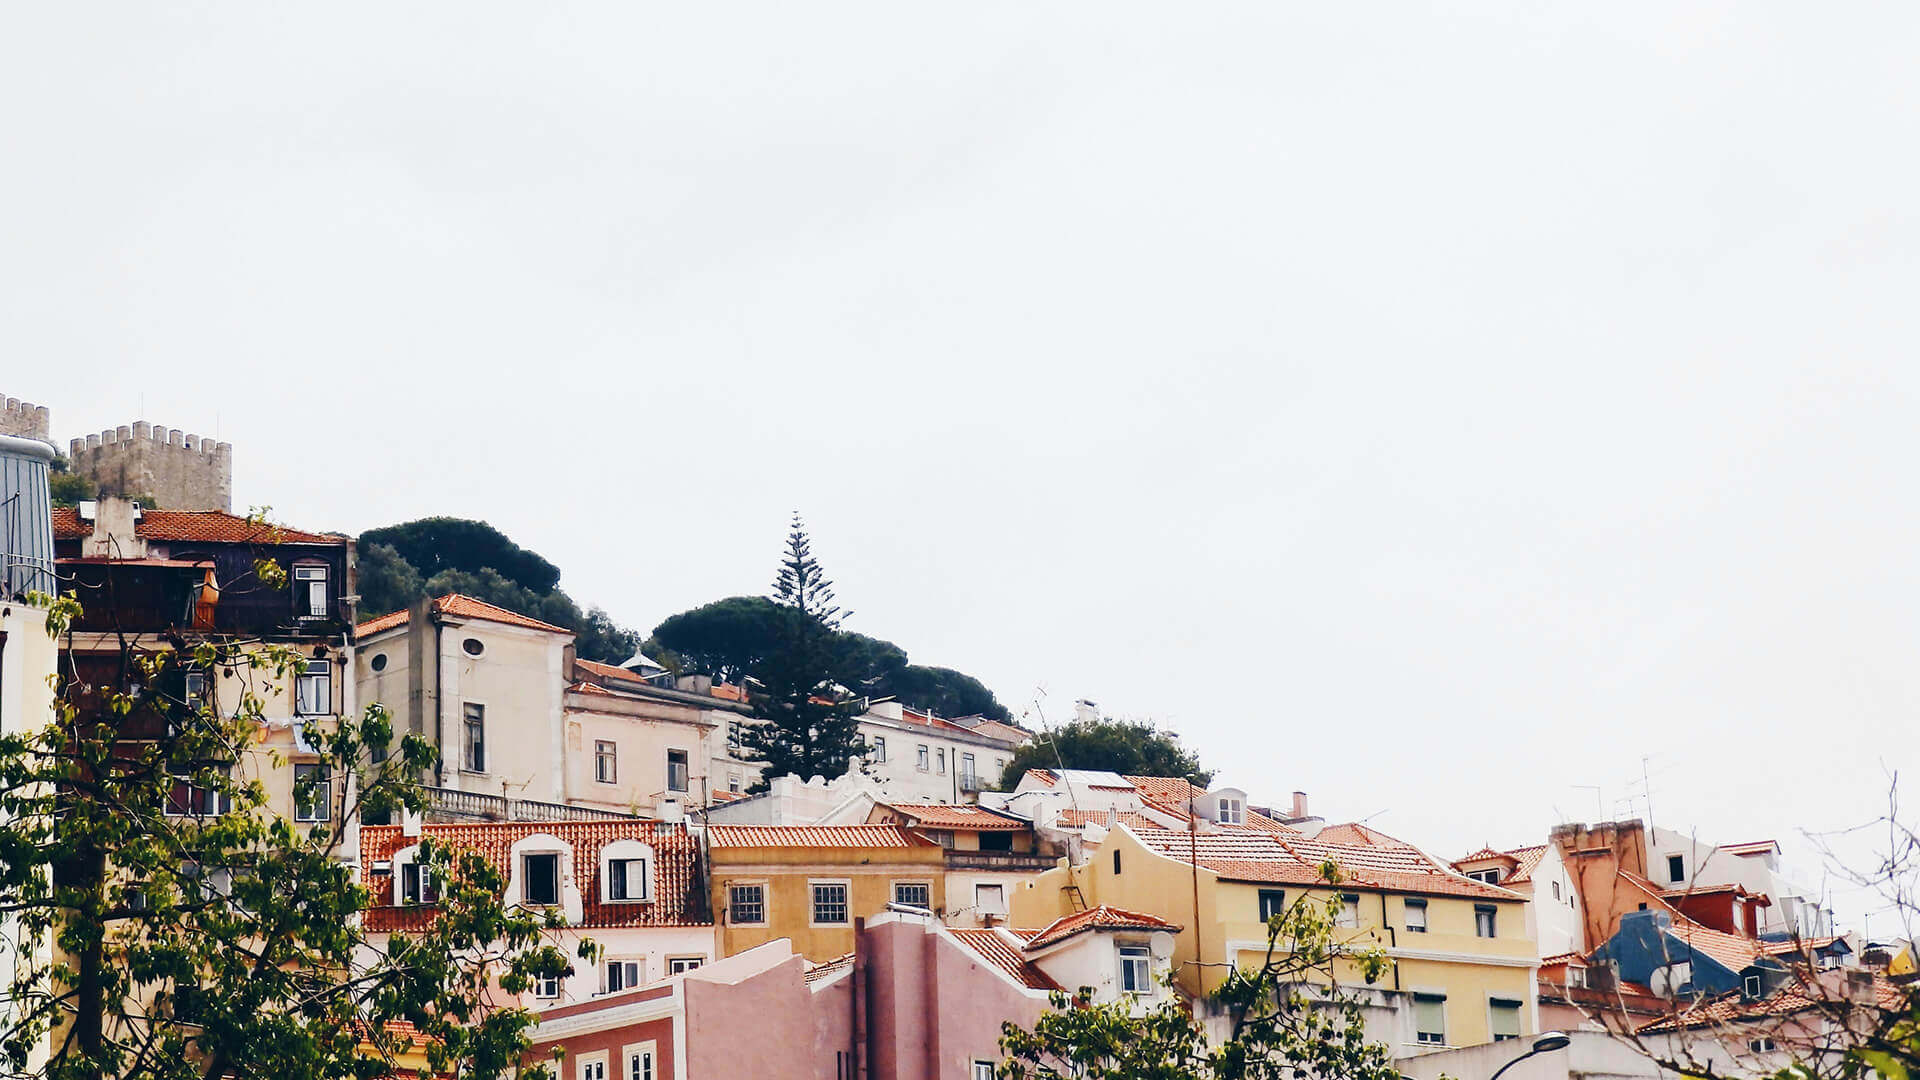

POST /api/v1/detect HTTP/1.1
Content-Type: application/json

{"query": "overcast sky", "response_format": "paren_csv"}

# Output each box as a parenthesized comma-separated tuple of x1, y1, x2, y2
(7, 4, 1916, 933)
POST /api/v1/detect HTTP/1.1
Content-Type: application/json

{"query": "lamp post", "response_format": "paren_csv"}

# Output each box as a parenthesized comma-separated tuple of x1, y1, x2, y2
(1486, 1032, 1571, 1080)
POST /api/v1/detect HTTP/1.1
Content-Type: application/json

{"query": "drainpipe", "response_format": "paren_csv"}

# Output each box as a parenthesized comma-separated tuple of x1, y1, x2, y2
(1381, 893, 1399, 990)
(431, 613, 445, 786)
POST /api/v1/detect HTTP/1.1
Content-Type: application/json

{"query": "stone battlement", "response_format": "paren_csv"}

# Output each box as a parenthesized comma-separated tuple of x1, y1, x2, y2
(69, 421, 233, 512)
(0, 395, 52, 442)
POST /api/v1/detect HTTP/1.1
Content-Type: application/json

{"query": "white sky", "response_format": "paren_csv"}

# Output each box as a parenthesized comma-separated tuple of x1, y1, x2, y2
(6, 3, 1916, 934)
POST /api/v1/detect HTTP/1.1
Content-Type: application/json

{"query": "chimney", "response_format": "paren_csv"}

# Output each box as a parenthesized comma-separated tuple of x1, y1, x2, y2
(658, 797, 684, 823)
(1291, 791, 1310, 819)
(1073, 699, 1099, 725)
(81, 496, 148, 559)
(402, 808, 423, 838)
(1105, 806, 1116, 828)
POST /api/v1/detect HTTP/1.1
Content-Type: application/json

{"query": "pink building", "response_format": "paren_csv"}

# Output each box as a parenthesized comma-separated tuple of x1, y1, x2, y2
(527, 906, 1181, 1080)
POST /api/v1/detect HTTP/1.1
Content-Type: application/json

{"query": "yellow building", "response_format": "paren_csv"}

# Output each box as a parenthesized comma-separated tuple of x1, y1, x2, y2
(708, 824, 949, 963)
(1010, 810, 1538, 1053)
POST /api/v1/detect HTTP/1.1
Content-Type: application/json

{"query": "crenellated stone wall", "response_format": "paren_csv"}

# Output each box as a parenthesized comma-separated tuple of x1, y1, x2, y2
(68, 422, 233, 512)
(0, 395, 52, 442)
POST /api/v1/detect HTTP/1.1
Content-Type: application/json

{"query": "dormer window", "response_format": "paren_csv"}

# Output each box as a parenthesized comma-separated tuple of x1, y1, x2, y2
(400, 861, 438, 905)
(1218, 797, 1243, 825)
(523, 853, 561, 907)
(601, 840, 655, 903)
(1118, 945, 1152, 995)
(293, 564, 329, 617)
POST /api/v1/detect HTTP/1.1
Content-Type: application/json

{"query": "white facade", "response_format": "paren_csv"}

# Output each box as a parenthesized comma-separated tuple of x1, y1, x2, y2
(855, 702, 1019, 804)
(1647, 827, 1834, 939)
(1526, 844, 1585, 958)
(0, 603, 57, 1072)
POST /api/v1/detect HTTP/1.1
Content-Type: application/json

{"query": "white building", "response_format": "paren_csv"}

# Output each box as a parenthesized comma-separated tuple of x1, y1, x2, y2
(1452, 843, 1587, 958)
(1644, 828, 1835, 940)
(854, 701, 1022, 804)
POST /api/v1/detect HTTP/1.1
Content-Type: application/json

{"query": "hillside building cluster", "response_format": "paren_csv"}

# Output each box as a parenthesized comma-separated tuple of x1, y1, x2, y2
(0, 423, 1906, 1080)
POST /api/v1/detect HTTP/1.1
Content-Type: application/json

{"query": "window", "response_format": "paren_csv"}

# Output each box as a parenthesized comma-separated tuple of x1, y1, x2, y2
(728, 773, 741, 793)
(628, 1051, 655, 1080)
(369, 653, 388, 673)
(1414, 993, 1446, 1045)
(1405, 897, 1428, 933)
(595, 740, 617, 784)
(728, 720, 745, 755)
(894, 881, 931, 909)
(1744, 974, 1763, 997)
(1337, 893, 1360, 928)
(667, 957, 704, 975)
(1490, 998, 1522, 1042)
(608, 858, 649, 901)
(870, 735, 886, 762)
(973, 1064, 995, 1080)
(960, 752, 975, 784)
(1118, 945, 1152, 994)
(1259, 889, 1287, 922)
(666, 749, 689, 793)
(1750, 1038, 1778, 1053)
(1668, 854, 1686, 883)
(1551, 881, 1562, 901)
(1475, 904, 1497, 938)
(812, 882, 850, 925)
(1113, 850, 1122, 875)
(462, 637, 485, 657)
(604, 959, 643, 993)
(1468, 868, 1501, 884)
(296, 660, 332, 715)
(580, 1059, 606, 1080)
(463, 703, 486, 772)
(183, 670, 212, 715)
(522, 853, 560, 907)
(917, 745, 930, 770)
(728, 883, 766, 924)
(974, 883, 1007, 916)
(1218, 797, 1244, 825)
(293, 564, 328, 617)
(400, 861, 438, 905)
(164, 766, 232, 817)
(293, 762, 331, 822)
(936, 748, 947, 774)
(979, 830, 1013, 852)
(534, 974, 561, 999)
(1566, 966, 1587, 988)
(928, 829, 955, 849)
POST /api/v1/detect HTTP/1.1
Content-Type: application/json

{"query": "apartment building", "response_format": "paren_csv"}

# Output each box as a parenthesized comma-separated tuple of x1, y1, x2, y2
(856, 701, 1021, 803)
(708, 824, 949, 962)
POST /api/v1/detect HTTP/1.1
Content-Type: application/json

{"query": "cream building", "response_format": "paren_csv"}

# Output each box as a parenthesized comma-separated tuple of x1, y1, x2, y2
(855, 701, 1022, 804)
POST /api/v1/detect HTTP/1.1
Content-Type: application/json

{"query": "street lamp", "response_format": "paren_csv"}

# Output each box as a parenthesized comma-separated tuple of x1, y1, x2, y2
(1486, 1032, 1571, 1080)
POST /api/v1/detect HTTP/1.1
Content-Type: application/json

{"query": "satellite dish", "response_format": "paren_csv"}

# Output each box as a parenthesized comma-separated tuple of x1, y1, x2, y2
(1649, 967, 1674, 996)
(1149, 932, 1176, 959)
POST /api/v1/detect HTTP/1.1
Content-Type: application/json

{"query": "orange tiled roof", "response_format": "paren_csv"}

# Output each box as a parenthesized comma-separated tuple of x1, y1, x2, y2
(947, 928, 1063, 991)
(1453, 843, 1548, 883)
(880, 803, 1029, 831)
(1025, 905, 1182, 951)
(51, 506, 344, 545)
(1129, 826, 1522, 900)
(1637, 975, 1908, 1034)
(1122, 776, 1298, 834)
(707, 824, 937, 849)
(359, 820, 704, 932)
(1025, 769, 1057, 787)
(575, 657, 654, 685)
(1054, 809, 1163, 831)
(354, 594, 573, 639)
(709, 683, 747, 702)
(1718, 840, 1781, 857)
(1668, 920, 1769, 971)
(1760, 936, 1839, 957)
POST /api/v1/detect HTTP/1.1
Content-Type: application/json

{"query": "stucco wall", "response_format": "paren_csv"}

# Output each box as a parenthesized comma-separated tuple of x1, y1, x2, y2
(865, 914, 1049, 1080)
(435, 619, 569, 801)
(565, 700, 711, 815)
(711, 848, 948, 963)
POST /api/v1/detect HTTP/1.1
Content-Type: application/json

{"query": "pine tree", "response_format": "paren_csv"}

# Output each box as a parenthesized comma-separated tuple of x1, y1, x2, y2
(738, 516, 866, 791)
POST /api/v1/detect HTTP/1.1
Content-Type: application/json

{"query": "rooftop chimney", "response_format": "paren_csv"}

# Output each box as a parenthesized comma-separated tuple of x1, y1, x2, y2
(1073, 699, 1100, 725)
(402, 809, 423, 838)
(1291, 791, 1310, 819)
(658, 797, 684, 823)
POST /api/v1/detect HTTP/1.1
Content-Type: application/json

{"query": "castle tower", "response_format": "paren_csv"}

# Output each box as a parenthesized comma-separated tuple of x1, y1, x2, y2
(0, 395, 52, 443)
(68, 421, 233, 513)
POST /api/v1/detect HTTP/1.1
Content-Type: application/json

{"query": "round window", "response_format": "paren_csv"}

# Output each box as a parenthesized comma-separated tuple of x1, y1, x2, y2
(370, 653, 388, 672)
(463, 638, 485, 656)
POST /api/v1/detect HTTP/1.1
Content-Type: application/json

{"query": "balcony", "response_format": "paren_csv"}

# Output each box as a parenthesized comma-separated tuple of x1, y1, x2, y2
(958, 771, 985, 793)
(944, 849, 1059, 872)
(422, 786, 641, 824)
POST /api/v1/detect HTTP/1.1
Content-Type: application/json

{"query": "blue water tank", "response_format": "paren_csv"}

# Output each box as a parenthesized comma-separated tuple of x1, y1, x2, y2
(0, 434, 55, 599)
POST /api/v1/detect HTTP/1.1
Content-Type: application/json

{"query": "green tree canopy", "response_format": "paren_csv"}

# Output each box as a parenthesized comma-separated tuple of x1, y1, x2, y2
(360, 517, 561, 594)
(998, 714, 1211, 789)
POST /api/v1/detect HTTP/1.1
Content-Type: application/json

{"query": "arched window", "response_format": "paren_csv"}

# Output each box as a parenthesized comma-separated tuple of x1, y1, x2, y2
(601, 839, 655, 903)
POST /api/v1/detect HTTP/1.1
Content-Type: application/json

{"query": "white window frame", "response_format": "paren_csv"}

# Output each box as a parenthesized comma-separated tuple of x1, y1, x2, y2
(974, 882, 1007, 917)
(595, 739, 617, 784)
(871, 735, 886, 762)
(603, 957, 644, 994)
(892, 880, 932, 909)
(292, 761, 331, 822)
(810, 879, 852, 927)
(1474, 904, 1497, 939)
(1668, 854, 1686, 883)
(1488, 995, 1523, 1043)
(667, 956, 704, 975)
(1258, 889, 1286, 922)
(623, 1043, 658, 1080)
(728, 881, 768, 925)
(1337, 893, 1360, 928)
(462, 701, 487, 773)
(666, 747, 690, 793)
(533, 973, 561, 999)
(295, 659, 333, 716)
(578, 1056, 608, 1080)
(960, 752, 976, 785)
(1404, 897, 1428, 933)
(1118, 944, 1153, 995)
(916, 744, 930, 771)
(396, 847, 439, 906)
(293, 563, 329, 617)
(936, 748, 947, 774)
(163, 764, 233, 817)
(1414, 991, 1447, 1045)
(1218, 797, 1244, 825)
(521, 851, 563, 907)
(1744, 973, 1763, 997)
(973, 1063, 995, 1080)
(601, 839, 655, 903)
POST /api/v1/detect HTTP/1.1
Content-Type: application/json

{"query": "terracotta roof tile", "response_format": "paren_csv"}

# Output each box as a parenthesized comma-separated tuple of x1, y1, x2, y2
(804, 953, 855, 985)
(1637, 975, 1908, 1034)
(1717, 840, 1781, 857)
(1129, 826, 1523, 900)
(947, 929, 1063, 991)
(1025, 905, 1182, 951)
(707, 824, 938, 849)
(1054, 809, 1162, 831)
(52, 506, 344, 545)
(354, 594, 573, 639)
(878, 803, 1029, 831)
(1121, 776, 1298, 835)
(359, 820, 705, 932)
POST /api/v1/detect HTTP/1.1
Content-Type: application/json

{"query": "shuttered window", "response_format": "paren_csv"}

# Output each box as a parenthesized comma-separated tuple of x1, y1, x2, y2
(1414, 993, 1446, 1045)
(1490, 998, 1522, 1042)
